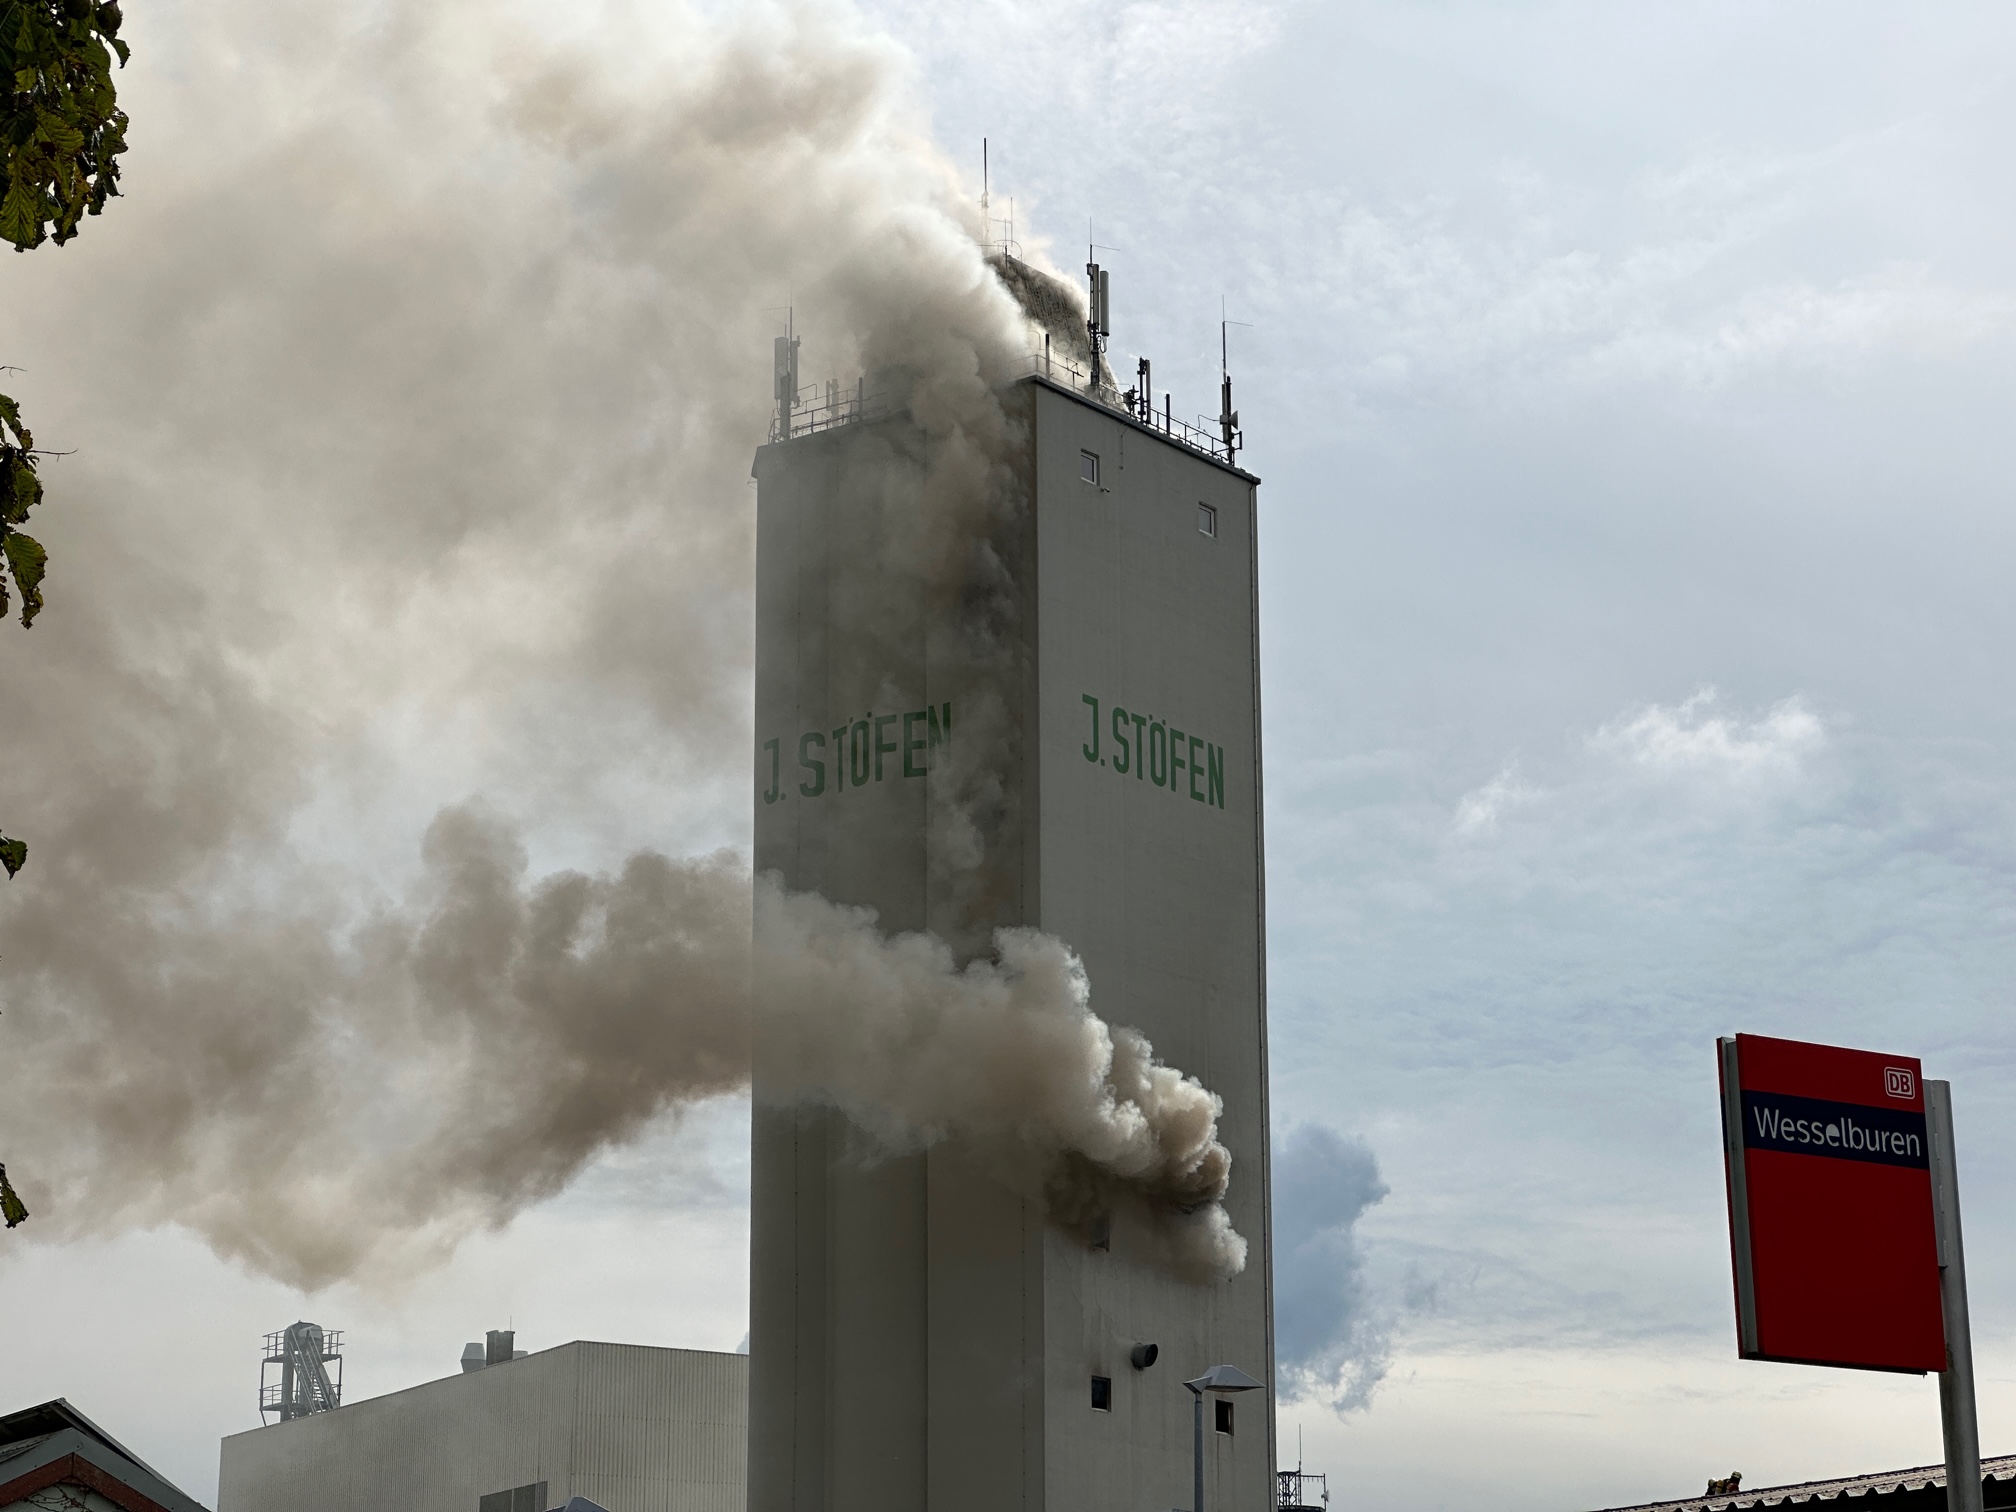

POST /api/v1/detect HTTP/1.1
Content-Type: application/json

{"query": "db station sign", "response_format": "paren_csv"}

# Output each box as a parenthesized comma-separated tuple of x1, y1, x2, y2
(1718, 1033, 1946, 1372)
(1718, 1033, 1983, 1512)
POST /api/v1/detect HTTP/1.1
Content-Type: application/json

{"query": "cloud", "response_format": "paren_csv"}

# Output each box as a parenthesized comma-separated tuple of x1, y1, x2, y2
(1273, 1123, 1390, 1412)
(1591, 689, 1823, 782)
(1454, 763, 1543, 835)
(874, 1, 2016, 1503)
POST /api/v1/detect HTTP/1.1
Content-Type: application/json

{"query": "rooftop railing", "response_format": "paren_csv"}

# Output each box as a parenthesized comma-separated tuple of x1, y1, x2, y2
(767, 375, 901, 445)
(769, 352, 1244, 470)
(1012, 350, 1242, 466)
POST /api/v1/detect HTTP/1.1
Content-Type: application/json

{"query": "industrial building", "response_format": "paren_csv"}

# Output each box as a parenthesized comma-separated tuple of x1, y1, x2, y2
(750, 254, 1275, 1512)
(216, 1337, 744, 1512)
(207, 251, 1270, 1512)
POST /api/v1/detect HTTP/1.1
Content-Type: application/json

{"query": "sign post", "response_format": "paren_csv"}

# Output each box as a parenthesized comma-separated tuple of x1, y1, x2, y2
(1719, 1035, 1981, 1510)
(1929, 1080, 1983, 1512)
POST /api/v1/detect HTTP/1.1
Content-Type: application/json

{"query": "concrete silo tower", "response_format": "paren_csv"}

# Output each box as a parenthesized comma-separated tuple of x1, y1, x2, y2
(749, 256, 1273, 1512)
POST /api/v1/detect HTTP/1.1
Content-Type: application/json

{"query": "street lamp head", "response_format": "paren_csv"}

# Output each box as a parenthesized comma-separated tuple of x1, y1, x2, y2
(1182, 1363, 1263, 1396)
(1181, 1363, 1261, 1512)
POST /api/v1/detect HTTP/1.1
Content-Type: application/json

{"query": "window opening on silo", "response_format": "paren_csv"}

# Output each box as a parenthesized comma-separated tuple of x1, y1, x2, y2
(1080, 450, 1100, 485)
(1090, 1375, 1113, 1411)
(1090, 1212, 1111, 1251)
(1198, 502, 1217, 537)
(1214, 1399, 1235, 1435)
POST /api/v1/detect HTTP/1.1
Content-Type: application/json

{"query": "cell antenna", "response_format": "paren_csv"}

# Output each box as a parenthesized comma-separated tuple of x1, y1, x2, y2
(1220, 305, 1251, 460)
(773, 306, 800, 443)
(1086, 235, 1119, 381)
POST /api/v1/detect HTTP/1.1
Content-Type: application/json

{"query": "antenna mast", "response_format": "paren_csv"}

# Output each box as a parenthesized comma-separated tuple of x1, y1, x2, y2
(1219, 308, 1249, 461)
(1086, 233, 1116, 390)
(773, 307, 800, 443)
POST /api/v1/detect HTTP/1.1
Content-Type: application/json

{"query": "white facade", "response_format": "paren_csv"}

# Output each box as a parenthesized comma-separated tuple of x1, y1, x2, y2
(749, 374, 1274, 1512)
(216, 1342, 746, 1512)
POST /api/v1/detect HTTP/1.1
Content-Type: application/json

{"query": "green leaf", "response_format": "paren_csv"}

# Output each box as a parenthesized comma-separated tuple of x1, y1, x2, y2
(3, 451, 44, 523)
(35, 117, 84, 154)
(0, 0, 129, 251)
(0, 835, 24, 879)
(0, 184, 42, 251)
(0, 1162, 29, 1227)
(3, 528, 45, 625)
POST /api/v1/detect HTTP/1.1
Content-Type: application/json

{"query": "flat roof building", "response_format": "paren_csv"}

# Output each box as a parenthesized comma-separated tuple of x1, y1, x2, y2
(217, 1340, 744, 1512)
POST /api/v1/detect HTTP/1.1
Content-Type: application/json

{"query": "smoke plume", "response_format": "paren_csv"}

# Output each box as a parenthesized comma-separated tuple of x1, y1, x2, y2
(0, 0, 1246, 1288)
(2, 797, 1241, 1288)
(755, 880, 1245, 1281)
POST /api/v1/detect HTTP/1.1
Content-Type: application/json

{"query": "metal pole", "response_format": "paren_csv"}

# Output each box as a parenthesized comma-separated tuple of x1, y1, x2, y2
(1928, 1080, 1982, 1512)
(1192, 1387, 1205, 1512)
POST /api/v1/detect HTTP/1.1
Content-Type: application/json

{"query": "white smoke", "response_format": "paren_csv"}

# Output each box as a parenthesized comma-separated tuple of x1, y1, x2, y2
(0, 0, 1247, 1288)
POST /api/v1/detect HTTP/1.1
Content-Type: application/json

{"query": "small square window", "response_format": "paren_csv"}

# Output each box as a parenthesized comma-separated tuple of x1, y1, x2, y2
(1081, 450, 1100, 485)
(1090, 1375, 1113, 1412)
(1214, 1399, 1234, 1435)
(1197, 502, 1217, 537)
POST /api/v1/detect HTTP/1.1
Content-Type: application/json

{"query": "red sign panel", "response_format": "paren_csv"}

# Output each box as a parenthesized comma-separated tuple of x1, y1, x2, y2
(1719, 1033, 1945, 1373)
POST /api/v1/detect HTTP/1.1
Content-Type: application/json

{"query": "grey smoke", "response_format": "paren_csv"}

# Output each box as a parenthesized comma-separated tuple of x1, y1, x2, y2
(755, 879, 1244, 1281)
(1273, 1123, 1391, 1411)
(1, 795, 1241, 1289)
(0, 0, 1245, 1288)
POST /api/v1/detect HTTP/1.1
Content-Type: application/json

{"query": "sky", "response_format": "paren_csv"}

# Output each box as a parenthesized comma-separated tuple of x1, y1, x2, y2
(7, 2, 2016, 1510)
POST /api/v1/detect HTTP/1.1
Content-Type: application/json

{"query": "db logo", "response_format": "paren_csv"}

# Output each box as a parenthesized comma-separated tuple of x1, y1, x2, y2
(1884, 1066, 1916, 1100)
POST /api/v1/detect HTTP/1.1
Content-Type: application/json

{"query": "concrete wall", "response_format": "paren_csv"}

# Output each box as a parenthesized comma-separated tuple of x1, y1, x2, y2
(749, 403, 1038, 1512)
(216, 1343, 746, 1512)
(1028, 380, 1275, 1512)
(749, 377, 1273, 1512)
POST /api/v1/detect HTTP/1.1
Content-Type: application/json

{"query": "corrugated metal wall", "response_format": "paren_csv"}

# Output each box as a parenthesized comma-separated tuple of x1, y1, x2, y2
(571, 1343, 747, 1512)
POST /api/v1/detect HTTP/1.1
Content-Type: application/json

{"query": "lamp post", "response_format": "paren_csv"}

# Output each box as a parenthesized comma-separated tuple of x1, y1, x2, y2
(1182, 1364, 1263, 1512)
